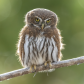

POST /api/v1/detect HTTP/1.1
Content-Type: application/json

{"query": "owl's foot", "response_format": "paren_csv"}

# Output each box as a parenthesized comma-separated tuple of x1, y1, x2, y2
(44, 61, 48, 66)
(34, 65, 36, 70)
(29, 65, 36, 72)
(44, 61, 52, 68)
(29, 66, 33, 72)
(48, 61, 52, 68)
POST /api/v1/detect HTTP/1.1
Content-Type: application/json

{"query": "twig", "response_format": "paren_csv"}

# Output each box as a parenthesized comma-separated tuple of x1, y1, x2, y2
(0, 56, 84, 81)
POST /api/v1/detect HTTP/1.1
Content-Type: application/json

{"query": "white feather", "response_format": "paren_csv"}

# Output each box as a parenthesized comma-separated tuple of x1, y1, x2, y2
(24, 35, 29, 67)
(48, 39, 53, 61)
(23, 35, 58, 67)
(51, 38, 58, 61)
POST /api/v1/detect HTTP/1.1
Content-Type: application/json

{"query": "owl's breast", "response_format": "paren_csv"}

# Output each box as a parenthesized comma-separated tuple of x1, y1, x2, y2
(23, 34, 58, 67)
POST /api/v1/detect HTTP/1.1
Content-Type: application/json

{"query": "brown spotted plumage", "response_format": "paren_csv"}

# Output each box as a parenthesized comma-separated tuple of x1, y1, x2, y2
(17, 8, 63, 72)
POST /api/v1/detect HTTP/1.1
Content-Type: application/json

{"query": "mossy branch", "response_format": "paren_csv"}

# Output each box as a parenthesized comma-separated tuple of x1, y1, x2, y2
(0, 56, 84, 81)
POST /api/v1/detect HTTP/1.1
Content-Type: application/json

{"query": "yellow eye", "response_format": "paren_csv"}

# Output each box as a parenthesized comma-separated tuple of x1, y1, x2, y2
(46, 19, 50, 23)
(35, 18, 40, 22)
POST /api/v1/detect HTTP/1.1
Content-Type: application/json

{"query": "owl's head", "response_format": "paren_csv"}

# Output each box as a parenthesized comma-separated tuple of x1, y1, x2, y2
(25, 8, 58, 30)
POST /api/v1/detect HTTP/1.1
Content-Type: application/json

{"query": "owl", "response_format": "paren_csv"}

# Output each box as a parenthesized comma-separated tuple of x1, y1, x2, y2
(17, 8, 63, 72)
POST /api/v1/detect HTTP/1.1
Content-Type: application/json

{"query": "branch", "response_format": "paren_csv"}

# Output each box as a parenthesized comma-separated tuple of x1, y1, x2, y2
(0, 56, 84, 81)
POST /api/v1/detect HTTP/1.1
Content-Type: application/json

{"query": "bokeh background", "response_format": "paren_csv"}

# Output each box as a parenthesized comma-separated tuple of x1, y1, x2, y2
(0, 0, 84, 84)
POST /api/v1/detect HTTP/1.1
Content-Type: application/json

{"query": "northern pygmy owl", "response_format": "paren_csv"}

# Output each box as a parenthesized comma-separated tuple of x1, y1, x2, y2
(17, 8, 63, 72)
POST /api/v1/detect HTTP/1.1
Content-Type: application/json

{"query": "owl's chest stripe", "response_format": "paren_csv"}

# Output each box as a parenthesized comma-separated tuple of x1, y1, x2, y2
(23, 35, 58, 67)
(51, 43, 54, 61)
(32, 42, 36, 56)
(40, 38, 46, 53)
(46, 41, 48, 61)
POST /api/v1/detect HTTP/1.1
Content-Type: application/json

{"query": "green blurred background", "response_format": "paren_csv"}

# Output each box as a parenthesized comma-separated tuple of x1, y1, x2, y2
(0, 0, 84, 84)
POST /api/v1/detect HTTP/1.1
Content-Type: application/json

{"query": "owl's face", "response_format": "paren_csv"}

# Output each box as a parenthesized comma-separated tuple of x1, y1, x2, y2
(25, 8, 58, 30)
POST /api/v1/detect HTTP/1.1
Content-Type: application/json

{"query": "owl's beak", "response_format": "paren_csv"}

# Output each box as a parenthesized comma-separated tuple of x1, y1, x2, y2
(41, 23, 44, 29)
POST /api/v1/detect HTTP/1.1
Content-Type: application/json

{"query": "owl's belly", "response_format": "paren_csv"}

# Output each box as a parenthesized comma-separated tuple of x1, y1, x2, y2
(23, 34, 58, 67)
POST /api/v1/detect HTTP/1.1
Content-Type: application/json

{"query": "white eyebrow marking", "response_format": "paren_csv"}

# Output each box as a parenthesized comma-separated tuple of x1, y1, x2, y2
(33, 24, 39, 28)
(44, 18, 51, 22)
(45, 25, 51, 29)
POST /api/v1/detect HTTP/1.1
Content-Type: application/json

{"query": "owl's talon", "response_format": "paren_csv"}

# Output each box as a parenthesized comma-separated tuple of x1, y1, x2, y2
(34, 65, 36, 70)
(49, 62, 52, 68)
(44, 62, 47, 66)
(29, 66, 33, 72)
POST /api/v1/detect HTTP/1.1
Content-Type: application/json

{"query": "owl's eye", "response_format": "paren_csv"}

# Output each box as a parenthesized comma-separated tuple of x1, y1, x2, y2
(35, 18, 40, 22)
(46, 19, 51, 23)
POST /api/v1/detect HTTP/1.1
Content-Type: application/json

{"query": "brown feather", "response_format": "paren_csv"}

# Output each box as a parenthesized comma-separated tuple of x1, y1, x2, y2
(17, 8, 64, 70)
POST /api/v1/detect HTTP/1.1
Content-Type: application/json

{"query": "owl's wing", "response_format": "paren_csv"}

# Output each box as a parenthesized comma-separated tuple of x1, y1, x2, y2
(17, 26, 29, 66)
(53, 28, 63, 61)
